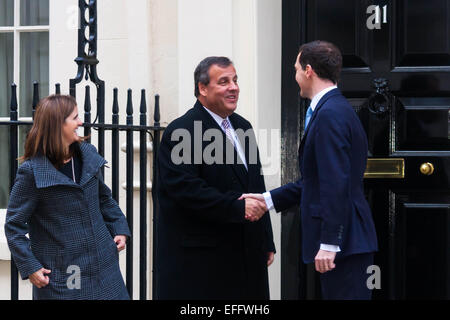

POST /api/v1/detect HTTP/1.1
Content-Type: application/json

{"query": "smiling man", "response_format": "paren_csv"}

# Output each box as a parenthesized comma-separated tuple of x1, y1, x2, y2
(240, 41, 378, 300)
(155, 56, 275, 300)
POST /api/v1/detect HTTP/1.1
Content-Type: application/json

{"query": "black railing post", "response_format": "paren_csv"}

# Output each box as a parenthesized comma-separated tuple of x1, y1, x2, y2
(97, 81, 106, 178)
(69, 0, 105, 177)
(55, 83, 61, 94)
(111, 88, 119, 202)
(126, 89, 134, 298)
(152, 94, 161, 299)
(32, 82, 39, 120)
(70, 0, 102, 98)
(139, 90, 147, 300)
(9, 84, 19, 301)
(84, 86, 91, 141)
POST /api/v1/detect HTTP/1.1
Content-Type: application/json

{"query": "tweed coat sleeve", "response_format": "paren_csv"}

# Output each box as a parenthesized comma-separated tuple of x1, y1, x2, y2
(4, 162, 44, 280)
(97, 171, 131, 238)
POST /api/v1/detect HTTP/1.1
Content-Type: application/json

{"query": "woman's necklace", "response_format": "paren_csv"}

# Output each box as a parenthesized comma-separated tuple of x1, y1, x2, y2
(71, 157, 76, 182)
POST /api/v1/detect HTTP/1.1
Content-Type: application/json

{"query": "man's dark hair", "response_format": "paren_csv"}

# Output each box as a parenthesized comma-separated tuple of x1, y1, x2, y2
(298, 40, 342, 84)
(194, 56, 233, 97)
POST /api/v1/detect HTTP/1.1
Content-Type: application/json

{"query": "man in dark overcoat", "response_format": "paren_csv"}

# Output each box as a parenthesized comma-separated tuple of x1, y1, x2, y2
(155, 56, 275, 299)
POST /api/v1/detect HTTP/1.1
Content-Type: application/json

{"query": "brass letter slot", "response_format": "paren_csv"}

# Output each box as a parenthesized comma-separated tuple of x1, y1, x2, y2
(364, 158, 405, 179)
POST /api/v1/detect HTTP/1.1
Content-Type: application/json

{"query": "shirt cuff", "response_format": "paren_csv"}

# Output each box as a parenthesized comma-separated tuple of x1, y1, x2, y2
(320, 244, 341, 252)
(263, 191, 274, 211)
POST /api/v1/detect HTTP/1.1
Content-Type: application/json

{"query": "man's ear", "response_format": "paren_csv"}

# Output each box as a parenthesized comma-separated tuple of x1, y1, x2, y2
(198, 83, 208, 97)
(305, 64, 314, 79)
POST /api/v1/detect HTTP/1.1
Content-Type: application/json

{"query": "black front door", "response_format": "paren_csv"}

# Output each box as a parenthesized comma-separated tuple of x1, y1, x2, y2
(281, 0, 450, 299)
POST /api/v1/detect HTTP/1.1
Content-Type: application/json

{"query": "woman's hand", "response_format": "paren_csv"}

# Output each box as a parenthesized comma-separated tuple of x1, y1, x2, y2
(29, 268, 51, 288)
(114, 235, 127, 252)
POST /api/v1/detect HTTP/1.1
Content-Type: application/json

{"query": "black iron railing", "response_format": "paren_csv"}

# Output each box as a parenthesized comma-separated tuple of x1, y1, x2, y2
(2, 0, 164, 300)
(2, 82, 164, 300)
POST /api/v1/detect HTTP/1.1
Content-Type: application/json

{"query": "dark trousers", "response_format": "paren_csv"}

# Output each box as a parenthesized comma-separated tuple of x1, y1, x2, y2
(319, 252, 374, 300)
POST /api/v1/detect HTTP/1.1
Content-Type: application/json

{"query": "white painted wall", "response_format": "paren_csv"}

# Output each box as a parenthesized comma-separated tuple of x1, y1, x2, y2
(255, 0, 282, 300)
(0, 0, 282, 300)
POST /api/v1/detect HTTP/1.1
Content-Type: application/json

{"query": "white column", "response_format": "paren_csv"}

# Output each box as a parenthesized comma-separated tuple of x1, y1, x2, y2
(255, 0, 282, 301)
(177, 0, 233, 115)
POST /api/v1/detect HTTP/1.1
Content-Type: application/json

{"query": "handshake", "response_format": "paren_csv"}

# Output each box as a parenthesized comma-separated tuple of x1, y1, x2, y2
(238, 193, 267, 222)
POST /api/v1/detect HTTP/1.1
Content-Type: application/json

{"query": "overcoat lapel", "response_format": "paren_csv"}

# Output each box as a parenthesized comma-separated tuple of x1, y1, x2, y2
(194, 101, 248, 189)
(79, 143, 107, 187)
(30, 155, 75, 189)
(228, 113, 249, 185)
(230, 114, 261, 188)
(30, 142, 106, 189)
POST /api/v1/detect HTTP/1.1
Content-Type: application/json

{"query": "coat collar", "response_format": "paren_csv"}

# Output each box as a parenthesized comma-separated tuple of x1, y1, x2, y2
(30, 142, 106, 189)
(194, 100, 249, 188)
(194, 100, 243, 130)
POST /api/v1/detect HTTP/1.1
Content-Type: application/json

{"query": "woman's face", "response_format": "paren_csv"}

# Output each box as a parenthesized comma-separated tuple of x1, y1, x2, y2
(62, 105, 83, 147)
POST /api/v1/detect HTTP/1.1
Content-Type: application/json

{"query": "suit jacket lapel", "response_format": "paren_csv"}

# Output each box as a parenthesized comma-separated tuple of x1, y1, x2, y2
(298, 88, 341, 156)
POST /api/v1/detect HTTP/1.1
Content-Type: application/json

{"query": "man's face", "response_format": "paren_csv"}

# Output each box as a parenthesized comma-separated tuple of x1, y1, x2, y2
(199, 64, 239, 118)
(295, 52, 311, 99)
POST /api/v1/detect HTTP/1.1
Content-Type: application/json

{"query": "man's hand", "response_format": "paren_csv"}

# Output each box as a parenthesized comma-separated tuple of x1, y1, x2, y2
(243, 197, 267, 222)
(240, 193, 267, 221)
(114, 235, 127, 252)
(267, 252, 275, 267)
(239, 193, 265, 202)
(29, 268, 51, 288)
(314, 249, 336, 273)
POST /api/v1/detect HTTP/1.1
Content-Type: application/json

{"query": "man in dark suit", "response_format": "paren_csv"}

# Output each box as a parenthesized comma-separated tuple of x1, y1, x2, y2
(241, 41, 378, 299)
(155, 56, 275, 299)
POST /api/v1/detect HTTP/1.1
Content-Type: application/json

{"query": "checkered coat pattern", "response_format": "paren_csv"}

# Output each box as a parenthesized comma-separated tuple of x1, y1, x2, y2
(5, 142, 131, 300)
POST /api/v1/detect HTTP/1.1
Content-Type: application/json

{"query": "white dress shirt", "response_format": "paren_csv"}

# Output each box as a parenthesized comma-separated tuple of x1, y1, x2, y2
(203, 106, 248, 170)
(309, 85, 337, 112)
(263, 85, 340, 252)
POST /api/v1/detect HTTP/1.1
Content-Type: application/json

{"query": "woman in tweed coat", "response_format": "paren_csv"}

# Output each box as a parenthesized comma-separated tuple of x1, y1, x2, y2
(5, 95, 131, 300)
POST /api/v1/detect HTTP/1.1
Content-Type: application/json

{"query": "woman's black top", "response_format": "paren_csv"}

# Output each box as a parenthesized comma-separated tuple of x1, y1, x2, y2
(59, 153, 82, 184)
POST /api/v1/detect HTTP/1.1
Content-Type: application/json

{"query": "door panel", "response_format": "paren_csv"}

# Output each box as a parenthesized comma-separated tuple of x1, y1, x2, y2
(393, 194, 450, 299)
(306, 0, 372, 70)
(395, 97, 450, 152)
(281, 0, 450, 299)
(394, 0, 450, 68)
